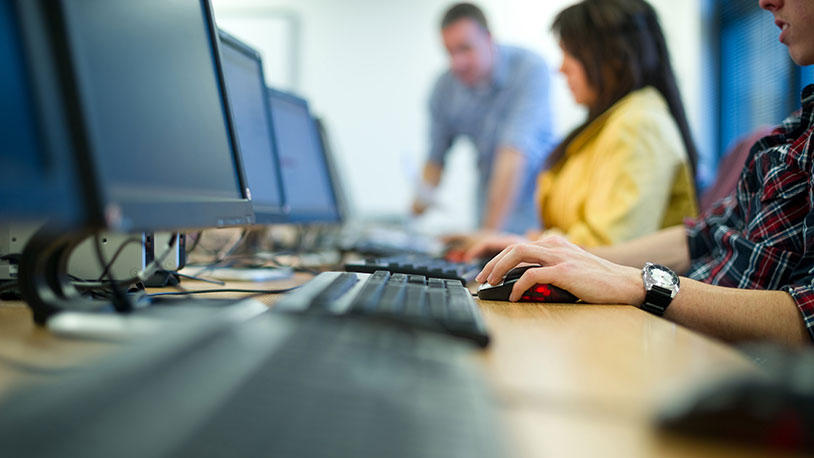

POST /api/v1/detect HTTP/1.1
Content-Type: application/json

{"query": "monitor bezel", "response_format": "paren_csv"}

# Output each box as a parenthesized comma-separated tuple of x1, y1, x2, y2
(266, 87, 342, 225)
(314, 117, 350, 224)
(0, 1, 94, 227)
(51, 0, 255, 233)
(218, 29, 289, 224)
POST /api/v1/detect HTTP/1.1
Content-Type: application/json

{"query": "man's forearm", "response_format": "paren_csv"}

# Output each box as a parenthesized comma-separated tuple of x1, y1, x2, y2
(593, 239, 808, 345)
(483, 147, 525, 230)
(663, 279, 810, 346)
(589, 225, 691, 274)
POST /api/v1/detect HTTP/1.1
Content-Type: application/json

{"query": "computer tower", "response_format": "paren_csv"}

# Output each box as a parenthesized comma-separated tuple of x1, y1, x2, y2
(0, 223, 37, 281)
(0, 224, 185, 283)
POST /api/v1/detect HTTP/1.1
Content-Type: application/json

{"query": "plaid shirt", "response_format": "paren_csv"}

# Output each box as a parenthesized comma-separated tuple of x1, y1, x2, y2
(686, 85, 814, 342)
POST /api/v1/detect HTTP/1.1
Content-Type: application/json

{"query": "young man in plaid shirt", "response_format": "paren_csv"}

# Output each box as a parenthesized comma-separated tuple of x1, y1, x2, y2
(474, 0, 814, 346)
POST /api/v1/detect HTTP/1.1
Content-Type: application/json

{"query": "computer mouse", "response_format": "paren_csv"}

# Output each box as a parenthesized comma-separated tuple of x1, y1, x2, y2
(658, 342, 814, 453)
(660, 375, 814, 452)
(477, 265, 578, 302)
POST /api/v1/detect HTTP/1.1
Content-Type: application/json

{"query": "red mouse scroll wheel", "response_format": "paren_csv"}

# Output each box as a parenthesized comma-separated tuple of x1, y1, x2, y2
(534, 285, 551, 296)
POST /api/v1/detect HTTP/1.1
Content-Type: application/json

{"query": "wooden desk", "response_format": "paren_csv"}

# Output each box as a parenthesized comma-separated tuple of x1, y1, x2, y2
(475, 301, 767, 458)
(0, 277, 780, 458)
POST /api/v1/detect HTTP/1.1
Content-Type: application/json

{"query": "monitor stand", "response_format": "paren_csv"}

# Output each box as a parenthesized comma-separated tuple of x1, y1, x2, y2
(17, 226, 131, 324)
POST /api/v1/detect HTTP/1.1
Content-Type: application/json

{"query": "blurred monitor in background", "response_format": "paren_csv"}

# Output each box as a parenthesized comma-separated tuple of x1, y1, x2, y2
(219, 29, 288, 224)
(267, 88, 341, 224)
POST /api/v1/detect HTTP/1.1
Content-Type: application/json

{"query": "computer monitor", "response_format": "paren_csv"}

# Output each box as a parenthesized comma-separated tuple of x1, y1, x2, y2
(0, 1, 86, 226)
(14, 0, 256, 323)
(267, 88, 341, 224)
(55, 0, 253, 232)
(314, 117, 350, 223)
(218, 30, 288, 223)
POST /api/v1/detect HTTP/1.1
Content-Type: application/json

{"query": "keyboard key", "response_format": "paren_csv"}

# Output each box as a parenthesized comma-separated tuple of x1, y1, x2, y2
(310, 273, 358, 310)
(427, 289, 448, 320)
(408, 275, 426, 285)
(378, 275, 408, 314)
(447, 285, 475, 324)
(403, 284, 427, 317)
(349, 271, 390, 313)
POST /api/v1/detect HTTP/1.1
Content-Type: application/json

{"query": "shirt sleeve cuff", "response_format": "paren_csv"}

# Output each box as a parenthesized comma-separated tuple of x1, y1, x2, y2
(784, 284, 814, 343)
(684, 217, 712, 262)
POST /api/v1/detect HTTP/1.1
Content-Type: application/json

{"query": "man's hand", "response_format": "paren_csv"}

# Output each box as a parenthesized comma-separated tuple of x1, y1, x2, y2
(411, 199, 430, 216)
(476, 236, 644, 304)
(411, 162, 443, 216)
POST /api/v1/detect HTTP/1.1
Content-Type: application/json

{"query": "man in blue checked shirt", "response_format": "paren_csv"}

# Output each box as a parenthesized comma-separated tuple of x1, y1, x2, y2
(411, 3, 555, 235)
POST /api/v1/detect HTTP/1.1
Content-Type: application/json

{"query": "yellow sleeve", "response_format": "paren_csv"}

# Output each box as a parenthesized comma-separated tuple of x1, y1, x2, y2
(560, 115, 683, 247)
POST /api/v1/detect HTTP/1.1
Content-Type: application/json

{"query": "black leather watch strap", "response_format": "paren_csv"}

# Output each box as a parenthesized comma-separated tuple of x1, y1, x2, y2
(642, 285, 673, 316)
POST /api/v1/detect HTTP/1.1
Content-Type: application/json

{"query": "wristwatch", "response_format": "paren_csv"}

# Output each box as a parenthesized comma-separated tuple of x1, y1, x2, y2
(641, 262, 680, 316)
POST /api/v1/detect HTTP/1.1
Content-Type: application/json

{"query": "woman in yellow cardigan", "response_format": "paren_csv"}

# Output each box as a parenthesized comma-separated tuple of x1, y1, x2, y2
(461, 0, 698, 260)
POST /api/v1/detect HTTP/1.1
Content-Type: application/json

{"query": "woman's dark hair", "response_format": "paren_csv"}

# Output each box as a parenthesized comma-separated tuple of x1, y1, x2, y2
(549, 0, 698, 186)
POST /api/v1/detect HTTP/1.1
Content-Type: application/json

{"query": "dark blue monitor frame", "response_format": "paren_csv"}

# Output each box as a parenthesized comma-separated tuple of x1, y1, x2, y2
(218, 29, 288, 224)
(266, 88, 342, 224)
(51, 0, 254, 233)
(314, 117, 350, 223)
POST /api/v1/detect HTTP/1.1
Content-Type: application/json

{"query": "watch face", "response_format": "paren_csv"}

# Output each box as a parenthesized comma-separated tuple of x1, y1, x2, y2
(652, 269, 674, 286)
(645, 263, 679, 289)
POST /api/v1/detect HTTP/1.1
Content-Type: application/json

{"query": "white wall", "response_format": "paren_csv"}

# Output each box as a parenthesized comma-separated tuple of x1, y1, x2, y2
(212, 0, 704, 233)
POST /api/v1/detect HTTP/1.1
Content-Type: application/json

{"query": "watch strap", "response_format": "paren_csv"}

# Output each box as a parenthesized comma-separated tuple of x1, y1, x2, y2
(642, 285, 673, 316)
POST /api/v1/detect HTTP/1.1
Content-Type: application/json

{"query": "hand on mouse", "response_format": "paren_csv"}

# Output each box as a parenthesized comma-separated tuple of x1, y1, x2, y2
(476, 235, 645, 304)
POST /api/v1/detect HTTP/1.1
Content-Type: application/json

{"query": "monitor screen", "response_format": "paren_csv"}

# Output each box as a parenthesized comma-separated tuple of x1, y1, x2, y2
(267, 89, 340, 223)
(0, 1, 84, 225)
(219, 31, 287, 223)
(56, 0, 253, 232)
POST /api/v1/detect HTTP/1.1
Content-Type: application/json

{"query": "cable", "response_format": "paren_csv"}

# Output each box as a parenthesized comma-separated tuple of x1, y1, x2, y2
(185, 230, 235, 256)
(94, 234, 134, 313)
(143, 233, 180, 281)
(0, 253, 21, 263)
(172, 271, 226, 286)
(186, 231, 204, 255)
(91, 233, 179, 311)
(95, 237, 144, 281)
(215, 229, 249, 261)
(0, 353, 84, 376)
(192, 229, 249, 276)
(86, 233, 180, 289)
(147, 286, 300, 297)
(0, 282, 19, 294)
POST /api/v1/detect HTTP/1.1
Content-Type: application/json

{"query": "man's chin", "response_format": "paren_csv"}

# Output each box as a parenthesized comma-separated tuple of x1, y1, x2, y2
(454, 74, 477, 86)
(789, 48, 814, 67)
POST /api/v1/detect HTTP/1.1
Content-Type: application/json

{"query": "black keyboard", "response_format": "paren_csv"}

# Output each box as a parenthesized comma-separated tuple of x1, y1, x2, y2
(345, 255, 482, 284)
(339, 225, 443, 257)
(0, 303, 504, 458)
(275, 271, 490, 347)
